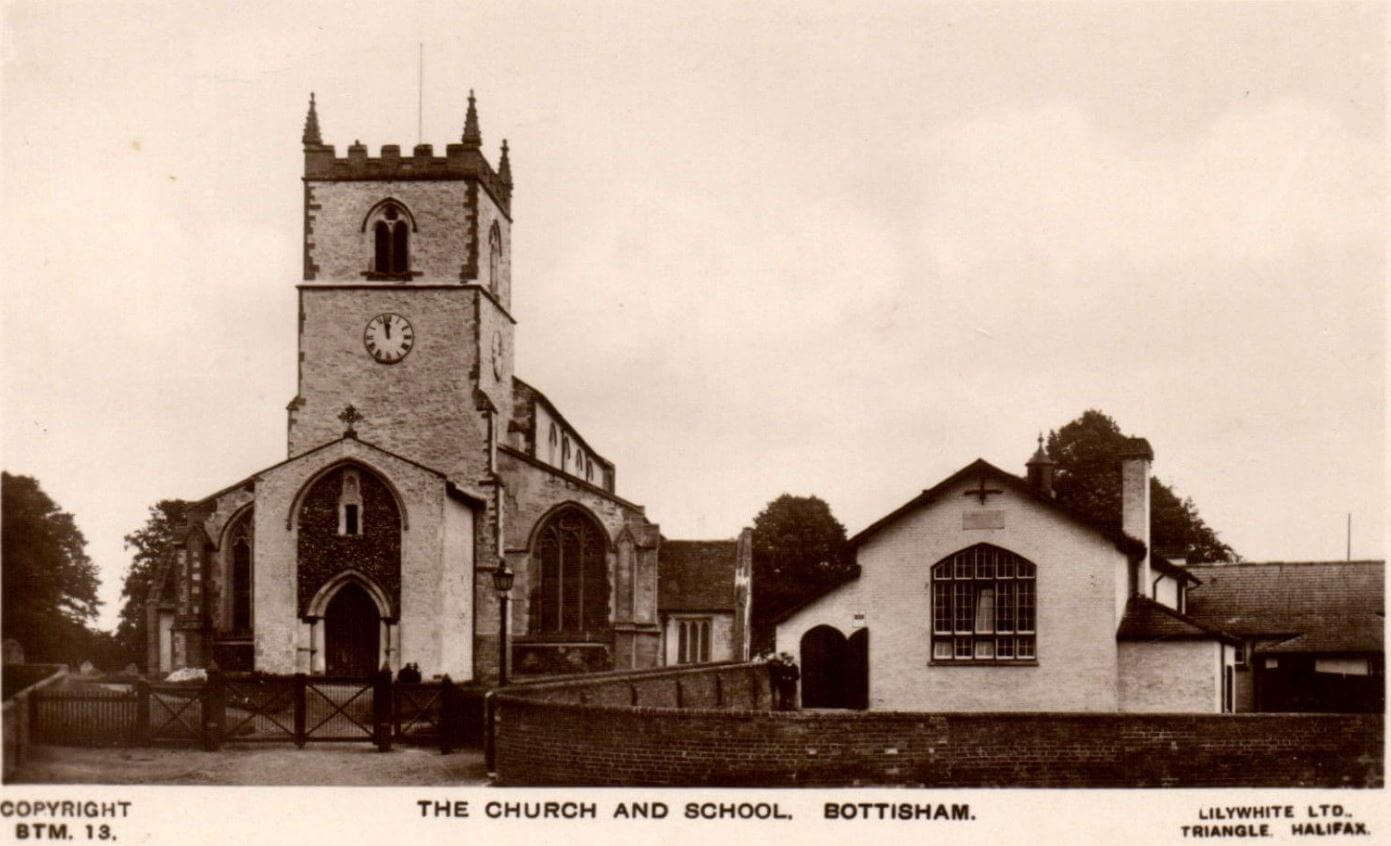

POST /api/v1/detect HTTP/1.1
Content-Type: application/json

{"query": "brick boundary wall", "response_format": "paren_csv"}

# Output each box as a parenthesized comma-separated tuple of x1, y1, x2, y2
(492, 664, 1383, 787)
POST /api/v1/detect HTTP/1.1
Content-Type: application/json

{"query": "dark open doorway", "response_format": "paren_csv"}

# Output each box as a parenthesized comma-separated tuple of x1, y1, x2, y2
(324, 582, 380, 676)
(799, 625, 869, 709)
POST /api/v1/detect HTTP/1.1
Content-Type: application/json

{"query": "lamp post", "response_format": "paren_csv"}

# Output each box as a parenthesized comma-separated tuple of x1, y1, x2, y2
(492, 561, 514, 686)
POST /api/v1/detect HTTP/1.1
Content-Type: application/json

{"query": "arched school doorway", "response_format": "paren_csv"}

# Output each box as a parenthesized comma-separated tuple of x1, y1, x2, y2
(324, 582, 380, 676)
(799, 625, 870, 709)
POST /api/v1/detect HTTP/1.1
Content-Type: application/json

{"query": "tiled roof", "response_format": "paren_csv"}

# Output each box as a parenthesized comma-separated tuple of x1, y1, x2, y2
(1185, 560, 1384, 654)
(1151, 553, 1202, 584)
(1116, 596, 1236, 643)
(658, 540, 739, 611)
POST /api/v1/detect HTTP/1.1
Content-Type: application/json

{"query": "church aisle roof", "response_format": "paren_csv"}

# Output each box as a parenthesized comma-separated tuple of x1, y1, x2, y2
(1185, 560, 1384, 654)
(658, 540, 739, 611)
(1116, 595, 1237, 644)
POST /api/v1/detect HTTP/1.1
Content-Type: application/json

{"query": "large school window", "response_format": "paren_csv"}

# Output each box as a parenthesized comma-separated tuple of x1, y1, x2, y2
(931, 544, 1036, 662)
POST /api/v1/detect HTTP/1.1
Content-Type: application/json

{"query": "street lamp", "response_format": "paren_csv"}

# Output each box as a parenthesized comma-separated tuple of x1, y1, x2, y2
(492, 562, 514, 686)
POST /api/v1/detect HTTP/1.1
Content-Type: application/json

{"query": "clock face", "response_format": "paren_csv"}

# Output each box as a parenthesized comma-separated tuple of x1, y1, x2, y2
(364, 313, 414, 364)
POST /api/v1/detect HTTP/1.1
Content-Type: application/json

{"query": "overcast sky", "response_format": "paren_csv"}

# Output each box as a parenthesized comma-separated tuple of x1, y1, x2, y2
(3, 1, 1384, 631)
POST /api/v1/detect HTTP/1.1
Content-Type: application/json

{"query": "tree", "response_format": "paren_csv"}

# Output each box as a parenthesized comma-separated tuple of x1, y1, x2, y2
(1046, 410, 1235, 563)
(749, 494, 857, 652)
(1, 472, 102, 663)
(116, 499, 191, 670)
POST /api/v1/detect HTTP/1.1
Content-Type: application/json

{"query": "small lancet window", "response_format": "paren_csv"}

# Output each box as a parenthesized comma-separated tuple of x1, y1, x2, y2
(372, 203, 410, 275)
(548, 424, 559, 464)
(338, 470, 363, 536)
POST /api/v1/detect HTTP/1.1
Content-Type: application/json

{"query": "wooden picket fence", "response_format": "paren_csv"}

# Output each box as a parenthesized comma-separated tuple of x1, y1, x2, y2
(30, 669, 471, 752)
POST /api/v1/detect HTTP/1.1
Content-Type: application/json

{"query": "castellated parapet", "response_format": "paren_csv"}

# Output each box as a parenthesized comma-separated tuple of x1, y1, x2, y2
(303, 142, 512, 218)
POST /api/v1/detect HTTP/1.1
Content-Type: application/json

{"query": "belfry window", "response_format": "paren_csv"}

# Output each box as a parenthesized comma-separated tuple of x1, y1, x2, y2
(548, 424, 558, 464)
(364, 201, 413, 277)
(931, 544, 1035, 662)
(488, 222, 503, 296)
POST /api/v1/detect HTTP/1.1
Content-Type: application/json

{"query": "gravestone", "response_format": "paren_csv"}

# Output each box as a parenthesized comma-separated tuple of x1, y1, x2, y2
(2, 638, 24, 665)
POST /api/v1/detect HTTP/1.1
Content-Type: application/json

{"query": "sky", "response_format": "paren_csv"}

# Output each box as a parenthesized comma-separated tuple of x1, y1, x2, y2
(2, 1, 1385, 632)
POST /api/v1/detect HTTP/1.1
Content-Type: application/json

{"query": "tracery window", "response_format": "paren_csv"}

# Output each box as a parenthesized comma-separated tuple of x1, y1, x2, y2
(931, 544, 1035, 662)
(230, 518, 253, 633)
(371, 203, 410, 275)
(531, 507, 610, 636)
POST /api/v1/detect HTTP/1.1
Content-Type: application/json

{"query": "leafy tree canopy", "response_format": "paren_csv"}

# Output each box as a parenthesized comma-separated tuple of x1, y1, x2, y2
(1, 472, 103, 663)
(116, 499, 191, 669)
(1046, 410, 1236, 563)
(749, 494, 856, 652)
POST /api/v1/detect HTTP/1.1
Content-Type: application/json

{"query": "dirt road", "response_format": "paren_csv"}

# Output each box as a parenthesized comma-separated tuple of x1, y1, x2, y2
(8, 743, 489, 785)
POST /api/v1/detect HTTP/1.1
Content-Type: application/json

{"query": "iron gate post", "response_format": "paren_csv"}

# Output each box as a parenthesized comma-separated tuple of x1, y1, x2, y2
(202, 666, 225, 751)
(134, 680, 151, 745)
(438, 675, 455, 755)
(373, 667, 393, 752)
(293, 673, 307, 748)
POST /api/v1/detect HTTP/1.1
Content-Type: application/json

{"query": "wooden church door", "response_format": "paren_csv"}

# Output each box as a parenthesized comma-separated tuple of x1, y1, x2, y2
(324, 583, 380, 677)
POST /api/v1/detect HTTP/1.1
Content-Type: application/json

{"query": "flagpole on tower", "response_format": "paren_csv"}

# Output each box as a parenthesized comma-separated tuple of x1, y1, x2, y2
(417, 43, 424, 146)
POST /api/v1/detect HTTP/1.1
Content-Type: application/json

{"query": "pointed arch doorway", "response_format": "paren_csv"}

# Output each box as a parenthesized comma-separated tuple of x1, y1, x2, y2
(324, 582, 380, 677)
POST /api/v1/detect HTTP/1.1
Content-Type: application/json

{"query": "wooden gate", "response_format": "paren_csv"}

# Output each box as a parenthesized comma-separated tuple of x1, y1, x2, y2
(146, 683, 203, 743)
(29, 670, 467, 752)
(223, 675, 296, 742)
(300, 677, 377, 744)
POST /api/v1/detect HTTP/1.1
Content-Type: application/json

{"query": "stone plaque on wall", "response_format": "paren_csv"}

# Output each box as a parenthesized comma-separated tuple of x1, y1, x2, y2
(963, 510, 1005, 530)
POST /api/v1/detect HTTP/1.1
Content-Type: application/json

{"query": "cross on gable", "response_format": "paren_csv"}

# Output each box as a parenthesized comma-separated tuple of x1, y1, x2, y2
(964, 474, 1003, 505)
(338, 404, 364, 435)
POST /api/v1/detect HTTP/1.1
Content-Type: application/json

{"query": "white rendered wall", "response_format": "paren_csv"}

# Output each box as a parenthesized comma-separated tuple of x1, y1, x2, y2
(1118, 640, 1222, 712)
(776, 479, 1127, 711)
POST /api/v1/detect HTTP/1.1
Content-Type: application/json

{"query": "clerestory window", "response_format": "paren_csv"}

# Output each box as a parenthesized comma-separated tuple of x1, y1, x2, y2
(931, 544, 1035, 662)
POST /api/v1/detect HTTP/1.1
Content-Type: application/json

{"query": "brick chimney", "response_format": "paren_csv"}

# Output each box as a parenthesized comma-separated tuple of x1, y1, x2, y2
(1119, 437, 1153, 595)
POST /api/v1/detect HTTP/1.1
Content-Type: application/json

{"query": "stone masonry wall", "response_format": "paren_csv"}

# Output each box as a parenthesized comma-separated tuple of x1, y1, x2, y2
(493, 668, 1383, 787)
(291, 287, 486, 485)
(306, 180, 472, 282)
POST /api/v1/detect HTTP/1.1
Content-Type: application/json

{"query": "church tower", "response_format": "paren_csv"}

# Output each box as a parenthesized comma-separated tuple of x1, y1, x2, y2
(150, 91, 673, 685)
(288, 91, 516, 493)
